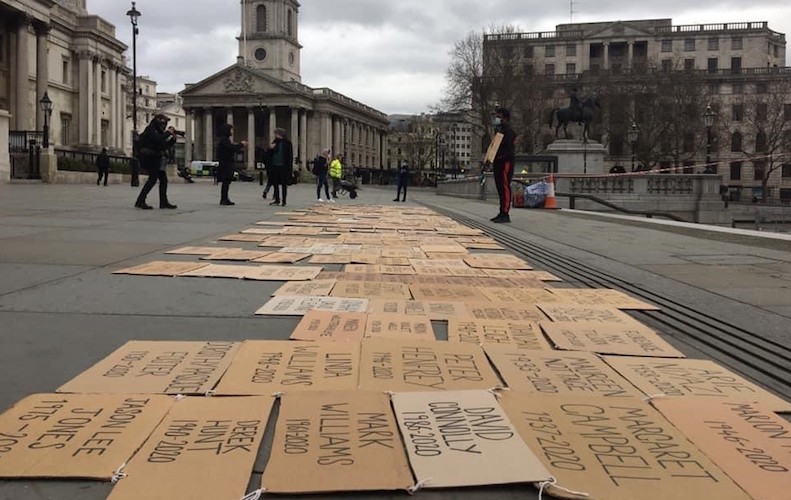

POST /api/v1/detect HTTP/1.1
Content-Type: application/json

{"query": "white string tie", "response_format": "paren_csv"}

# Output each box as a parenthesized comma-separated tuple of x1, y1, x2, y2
(643, 393, 666, 403)
(111, 462, 127, 484)
(384, 390, 396, 399)
(407, 477, 432, 495)
(538, 477, 589, 499)
(205, 390, 216, 398)
(241, 488, 266, 500)
(272, 392, 283, 399)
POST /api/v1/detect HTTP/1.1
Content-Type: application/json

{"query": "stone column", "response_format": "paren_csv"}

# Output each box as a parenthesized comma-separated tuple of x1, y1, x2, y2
(204, 108, 214, 160)
(117, 69, 125, 151)
(34, 22, 50, 133)
(290, 107, 299, 161)
(319, 113, 330, 151)
(247, 107, 256, 170)
(94, 58, 103, 146)
(78, 51, 93, 145)
(15, 16, 31, 130)
(268, 107, 277, 140)
(627, 41, 634, 69)
(299, 109, 307, 165)
(333, 117, 341, 157)
(185, 110, 194, 165)
(603, 42, 610, 70)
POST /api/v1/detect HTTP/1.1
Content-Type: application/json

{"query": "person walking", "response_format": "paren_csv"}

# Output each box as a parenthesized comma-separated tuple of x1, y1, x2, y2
(96, 147, 110, 186)
(216, 123, 247, 206)
(314, 148, 331, 202)
(394, 160, 409, 202)
(491, 107, 516, 223)
(329, 154, 343, 201)
(134, 114, 178, 210)
(267, 128, 293, 207)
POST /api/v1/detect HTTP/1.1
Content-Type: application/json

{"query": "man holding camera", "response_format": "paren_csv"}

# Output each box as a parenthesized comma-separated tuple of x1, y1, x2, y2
(134, 113, 179, 210)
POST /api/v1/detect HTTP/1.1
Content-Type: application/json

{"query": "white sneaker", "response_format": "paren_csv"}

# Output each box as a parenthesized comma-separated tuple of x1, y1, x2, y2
(329, 198, 336, 203)
(317, 198, 325, 203)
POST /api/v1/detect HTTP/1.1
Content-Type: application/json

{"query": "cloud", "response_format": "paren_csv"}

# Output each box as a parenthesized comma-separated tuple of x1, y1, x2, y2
(89, 0, 791, 114)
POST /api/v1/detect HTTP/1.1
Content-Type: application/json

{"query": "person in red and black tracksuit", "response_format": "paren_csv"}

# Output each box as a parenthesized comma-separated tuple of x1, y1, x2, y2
(491, 107, 516, 223)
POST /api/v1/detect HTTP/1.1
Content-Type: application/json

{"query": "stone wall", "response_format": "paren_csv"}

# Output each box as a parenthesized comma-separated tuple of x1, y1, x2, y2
(0, 110, 9, 183)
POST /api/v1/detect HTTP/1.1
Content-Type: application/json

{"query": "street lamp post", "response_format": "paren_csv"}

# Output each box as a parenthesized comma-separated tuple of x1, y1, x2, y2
(127, 2, 141, 187)
(703, 104, 716, 172)
(39, 92, 53, 148)
(627, 121, 639, 172)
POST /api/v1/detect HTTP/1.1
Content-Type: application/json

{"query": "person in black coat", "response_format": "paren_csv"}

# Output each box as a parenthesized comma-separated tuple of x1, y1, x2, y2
(216, 123, 247, 206)
(267, 128, 293, 207)
(96, 148, 110, 186)
(491, 107, 517, 223)
(394, 160, 409, 202)
(134, 114, 178, 209)
(313, 148, 331, 202)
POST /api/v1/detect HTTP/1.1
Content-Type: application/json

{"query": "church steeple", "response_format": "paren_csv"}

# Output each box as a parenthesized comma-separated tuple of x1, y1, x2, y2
(239, 0, 302, 82)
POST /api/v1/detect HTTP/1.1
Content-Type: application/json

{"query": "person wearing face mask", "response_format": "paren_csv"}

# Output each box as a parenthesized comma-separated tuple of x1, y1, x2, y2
(491, 107, 516, 223)
(134, 114, 178, 210)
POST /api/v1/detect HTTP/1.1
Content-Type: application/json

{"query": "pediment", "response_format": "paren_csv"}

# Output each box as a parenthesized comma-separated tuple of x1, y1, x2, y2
(587, 21, 653, 39)
(181, 64, 304, 97)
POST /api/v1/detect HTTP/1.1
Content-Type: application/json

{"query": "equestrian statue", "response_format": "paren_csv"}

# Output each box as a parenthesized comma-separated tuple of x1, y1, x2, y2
(548, 89, 600, 141)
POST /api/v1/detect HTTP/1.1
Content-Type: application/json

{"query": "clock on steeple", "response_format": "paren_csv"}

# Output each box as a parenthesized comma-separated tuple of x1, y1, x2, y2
(238, 0, 302, 82)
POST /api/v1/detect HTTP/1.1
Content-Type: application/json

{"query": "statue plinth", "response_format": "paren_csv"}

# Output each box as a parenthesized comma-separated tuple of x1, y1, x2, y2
(544, 139, 607, 174)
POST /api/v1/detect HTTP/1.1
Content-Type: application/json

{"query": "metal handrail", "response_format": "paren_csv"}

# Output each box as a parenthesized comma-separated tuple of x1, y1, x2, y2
(557, 191, 689, 222)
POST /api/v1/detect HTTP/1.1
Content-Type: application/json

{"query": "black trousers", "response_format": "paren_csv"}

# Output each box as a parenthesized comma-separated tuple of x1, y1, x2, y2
(493, 161, 514, 215)
(136, 168, 169, 206)
(396, 182, 407, 201)
(97, 169, 109, 186)
(220, 180, 232, 202)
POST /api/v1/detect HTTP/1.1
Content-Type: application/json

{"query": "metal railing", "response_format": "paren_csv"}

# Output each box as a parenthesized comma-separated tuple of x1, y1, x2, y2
(55, 148, 133, 168)
(559, 192, 689, 222)
(9, 131, 44, 152)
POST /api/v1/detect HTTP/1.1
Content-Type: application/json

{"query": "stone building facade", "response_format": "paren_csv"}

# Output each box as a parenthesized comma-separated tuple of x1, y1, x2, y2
(181, 0, 389, 172)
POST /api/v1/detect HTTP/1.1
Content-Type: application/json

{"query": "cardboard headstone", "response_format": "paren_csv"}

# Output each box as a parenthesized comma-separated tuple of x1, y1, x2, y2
(652, 399, 791, 500)
(201, 249, 272, 261)
(483, 132, 504, 163)
(480, 287, 558, 304)
(256, 296, 370, 316)
(409, 284, 491, 303)
(262, 391, 413, 493)
(179, 264, 254, 279)
(58, 341, 239, 395)
(252, 252, 311, 264)
(344, 264, 382, 274)
(537, 304, 647, 326)
(449, 319, 553, 350)
(273, 280, 336, 297)
(391, 390, 550, 488)
(246, 265, 323, 281)
(466, 304, 549, 322)
(331, 281, 413, 300)
(358, 339, 502, 391)
(379, 265, 417, 275)
(106, 396, 273, 500)
(365, 314, 436, 341)
(603, 357, 791, 412)
(376, 257, 412, 266)
(165, 246, 241, 255)
(548, 288, 660, 310)
(0, 394, 172, 479)
(486, 348, 643, 397)
(309, 255, 353, 265)
(113, 261, 209, 277)
(214, 341, 360, 394)
(218, 233, 270, 242)
(541, 321, 685, 358)
(516, 270, 563, 282)
(290, 311, 368, 342)
(500, 392, 751, 500)
(367, 299, 471, 321)
(464, 254, 533, 270)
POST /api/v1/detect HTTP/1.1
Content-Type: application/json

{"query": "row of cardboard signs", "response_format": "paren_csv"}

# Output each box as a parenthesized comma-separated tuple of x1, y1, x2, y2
(2, 339, 789, 499)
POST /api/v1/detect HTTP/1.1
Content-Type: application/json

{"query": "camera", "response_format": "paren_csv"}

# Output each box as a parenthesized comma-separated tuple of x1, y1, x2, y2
(172, 130, 186, 137)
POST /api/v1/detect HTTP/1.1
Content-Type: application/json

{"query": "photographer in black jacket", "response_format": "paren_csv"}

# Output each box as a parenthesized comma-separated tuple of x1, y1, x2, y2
(134, 114, 178, 209)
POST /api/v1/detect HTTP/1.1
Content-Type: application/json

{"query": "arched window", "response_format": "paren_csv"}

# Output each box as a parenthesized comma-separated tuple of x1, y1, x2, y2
(256, 5, 267, 32)
(731, 131, 742, 152)
(755, 131, 767, 152)
(287, 9, 293, 37)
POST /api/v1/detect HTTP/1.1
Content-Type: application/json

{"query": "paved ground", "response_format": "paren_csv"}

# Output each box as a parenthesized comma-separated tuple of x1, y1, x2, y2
(0, 179, 789, 499)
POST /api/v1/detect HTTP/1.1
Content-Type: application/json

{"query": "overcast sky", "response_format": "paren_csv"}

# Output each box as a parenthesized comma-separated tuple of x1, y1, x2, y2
(88, 0, 791, 114)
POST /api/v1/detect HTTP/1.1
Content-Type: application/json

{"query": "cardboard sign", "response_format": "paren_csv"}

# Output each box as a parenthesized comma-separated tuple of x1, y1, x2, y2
(214, 341, 360, 394)
(0, 394, 172, 479)
(247, 265, 323, 281)
(499, 393, 750, 500)
(309, 255, 353, 265)
(58, 341, 239, 395)
(548, 288, 660, 310)
(603, 357, 791, 412)
(412, 275, 521, 288)
(106, 396, 273, 500)
(483, 132, 504, 164)
(179, 264, 254, 279)
(466, 304, 549, 322)
(419, 243, 469, 254)
(113, 261, 209, 277)
(517, 270, 563, 282)
(358, 339, 502, 392)
(376, 257, 412, 266)
(541, 321, 685, 358)
(201, 249, 272, 261)
(349, 254, 381, 265)
(485, 348, 643, 397)
(391, 390, 550, 488)
(290, 311, 368, 342)
(449, 319, 553, 350)
(381, 248, 427, 259)
(218, 233, 270, 242)
(365, 314, 435, 342)
(537, 304, 647, 326)
(262, 391, 413, 493)
(652, 399, 791, 500)
(379, 265, 417, 275)
(480, 287, 558, 304)
(273, 280, 336, 297)
(464, 254, 533, 270)
(410, 284, 491, 303)
(331, 281, 413, 300)
(252, 252, 311, 264)
(367, 300, 471, 321)
(344, 264, 382, 274)
(316, 271, 387, 282)
(165, 246, 241, 255)
(256, 296, 370, 316)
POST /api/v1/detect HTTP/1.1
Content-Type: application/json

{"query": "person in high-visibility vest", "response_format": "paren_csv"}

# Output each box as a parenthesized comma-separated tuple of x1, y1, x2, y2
(329, 154, 343, 201)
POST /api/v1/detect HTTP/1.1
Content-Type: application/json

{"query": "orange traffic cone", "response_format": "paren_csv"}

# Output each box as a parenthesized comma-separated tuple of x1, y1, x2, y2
(544, 174, 559, 209)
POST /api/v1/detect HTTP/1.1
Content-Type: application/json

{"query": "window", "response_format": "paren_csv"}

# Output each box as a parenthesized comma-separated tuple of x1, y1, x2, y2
(545, 45, 555, 57)
(684, 58, 695, 71)
(754, 161, 766, 181)
(256, 5, 267, 32)
(756, 82, 768, 94)
(684, 38, 696, 51)
(732, 82, 744, 94)
(773, 45, 779, 58)
(730, 162, 742, 180)
(731, 132, 743, 152)
(756, 132, 767, 152)
(0, 34, 4, 63)
(732, 104, 744, 122)
(731, 57, 742, 73)
(707, 58, 718, 73)
(62, 59, 70, 85)
(566, 44, 576, 57)
(524, 46, 534, 58)
(101, 70, 107, 93)
(782, 164, 791, 178)
(565, 63, 576, 74)
(661, 40, 672, 52)
(709, 83, 720, 95)
(287, 9, 293, 37)
(732, 37, 743, 50)
(757, 103, 768, 121)
(60, 113, 72, 146)
(661, 59, 672, 72)
(708, 38, 719, 51)
(544, 63, 555, 74)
